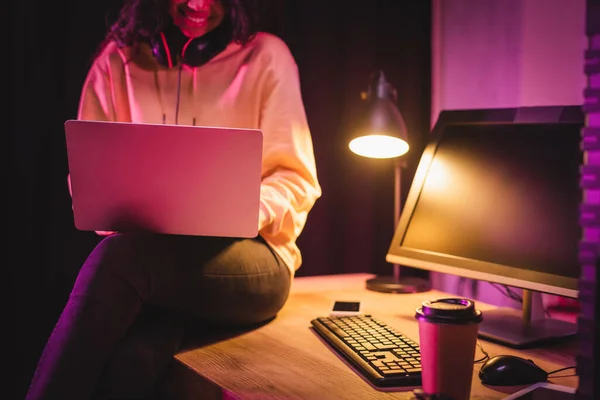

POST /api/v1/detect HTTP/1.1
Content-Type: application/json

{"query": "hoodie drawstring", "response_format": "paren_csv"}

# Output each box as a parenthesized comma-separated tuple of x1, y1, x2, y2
(153, 60, 197, 126)
(192, 67, 197, 126)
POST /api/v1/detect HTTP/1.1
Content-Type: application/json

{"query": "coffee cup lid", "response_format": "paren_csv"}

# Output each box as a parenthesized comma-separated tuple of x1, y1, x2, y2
(415, 298, 482, 324)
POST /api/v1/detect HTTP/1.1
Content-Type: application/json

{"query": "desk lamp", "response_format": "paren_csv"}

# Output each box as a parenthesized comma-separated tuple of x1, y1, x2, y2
(349, 70, 430, 293)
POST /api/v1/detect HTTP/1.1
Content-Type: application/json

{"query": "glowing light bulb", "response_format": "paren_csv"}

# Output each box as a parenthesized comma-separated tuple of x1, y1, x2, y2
(349, 134, 409, 159)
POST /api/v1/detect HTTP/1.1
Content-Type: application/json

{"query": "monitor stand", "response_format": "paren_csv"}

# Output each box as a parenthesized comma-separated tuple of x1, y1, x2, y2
(477, 290, 578, 349)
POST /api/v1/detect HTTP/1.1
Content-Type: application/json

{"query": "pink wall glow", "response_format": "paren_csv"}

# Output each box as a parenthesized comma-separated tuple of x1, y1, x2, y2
(432, 0, 586, 125)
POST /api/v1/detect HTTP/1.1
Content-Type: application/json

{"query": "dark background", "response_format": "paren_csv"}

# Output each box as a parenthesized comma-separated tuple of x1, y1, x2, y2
(11, 1, 432, 398)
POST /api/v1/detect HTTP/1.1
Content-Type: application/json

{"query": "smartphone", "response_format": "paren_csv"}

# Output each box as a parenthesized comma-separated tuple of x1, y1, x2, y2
(329, 300, 363, 317)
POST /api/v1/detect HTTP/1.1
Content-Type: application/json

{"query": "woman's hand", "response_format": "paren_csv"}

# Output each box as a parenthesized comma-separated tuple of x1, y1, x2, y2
(70, 175, 117, 237)
(95, 231, 117, 236)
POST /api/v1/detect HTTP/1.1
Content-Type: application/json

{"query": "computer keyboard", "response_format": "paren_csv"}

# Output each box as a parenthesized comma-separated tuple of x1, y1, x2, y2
(311, 314, 422, 387)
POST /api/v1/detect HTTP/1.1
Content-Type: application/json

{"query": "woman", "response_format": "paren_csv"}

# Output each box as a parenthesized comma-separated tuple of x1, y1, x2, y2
(25, 0, 321, 398)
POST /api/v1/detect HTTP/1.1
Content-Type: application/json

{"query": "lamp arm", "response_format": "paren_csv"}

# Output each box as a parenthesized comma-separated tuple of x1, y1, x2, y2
(393, 158, 402, 281)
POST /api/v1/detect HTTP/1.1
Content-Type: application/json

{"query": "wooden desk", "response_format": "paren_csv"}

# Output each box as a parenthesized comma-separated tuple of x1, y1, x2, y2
(162, 273, 578, 400)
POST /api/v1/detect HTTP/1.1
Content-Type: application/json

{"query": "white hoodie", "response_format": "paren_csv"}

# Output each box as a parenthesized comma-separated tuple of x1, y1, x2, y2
(75, 32, 321, 275)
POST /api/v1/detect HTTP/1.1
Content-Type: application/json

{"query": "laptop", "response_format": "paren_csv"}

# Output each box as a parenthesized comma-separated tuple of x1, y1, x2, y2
(64, 120, 263, 238)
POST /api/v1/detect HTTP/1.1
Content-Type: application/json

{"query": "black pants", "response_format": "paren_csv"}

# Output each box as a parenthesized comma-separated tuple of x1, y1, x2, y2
(25, 233, 291, 400)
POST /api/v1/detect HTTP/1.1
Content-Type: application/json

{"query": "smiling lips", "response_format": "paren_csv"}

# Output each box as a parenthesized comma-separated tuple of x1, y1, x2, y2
(180, 9, 209, 26)
(186, 15, 207, 25)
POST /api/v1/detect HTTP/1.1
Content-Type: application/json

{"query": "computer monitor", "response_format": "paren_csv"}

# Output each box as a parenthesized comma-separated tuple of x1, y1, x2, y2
(386, 105, 584, 348)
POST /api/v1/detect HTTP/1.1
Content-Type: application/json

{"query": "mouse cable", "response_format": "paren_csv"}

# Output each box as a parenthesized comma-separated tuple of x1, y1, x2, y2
(547, 365, 577, 375)
(474, 339, 490, 364)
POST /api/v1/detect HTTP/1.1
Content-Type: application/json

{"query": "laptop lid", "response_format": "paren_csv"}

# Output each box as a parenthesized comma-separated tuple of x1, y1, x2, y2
(64, 120, 263, 238)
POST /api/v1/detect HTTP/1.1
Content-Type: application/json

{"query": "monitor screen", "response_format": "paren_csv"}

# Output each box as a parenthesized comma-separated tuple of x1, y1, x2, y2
(387, 107, 583, 299)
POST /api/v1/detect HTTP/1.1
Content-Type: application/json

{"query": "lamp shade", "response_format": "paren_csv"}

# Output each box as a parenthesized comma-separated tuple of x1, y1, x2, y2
(349, 70, 409, 159)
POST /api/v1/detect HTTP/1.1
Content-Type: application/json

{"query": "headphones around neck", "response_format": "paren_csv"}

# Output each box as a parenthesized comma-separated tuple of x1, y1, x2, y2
(150, 19, 233, 68)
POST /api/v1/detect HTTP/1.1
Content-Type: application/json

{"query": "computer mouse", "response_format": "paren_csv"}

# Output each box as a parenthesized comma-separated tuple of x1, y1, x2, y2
(479, 355, 548, 386)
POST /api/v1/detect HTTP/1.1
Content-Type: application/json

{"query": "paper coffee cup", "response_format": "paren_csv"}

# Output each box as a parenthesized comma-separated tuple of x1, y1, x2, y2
(415, 298, 483, 400)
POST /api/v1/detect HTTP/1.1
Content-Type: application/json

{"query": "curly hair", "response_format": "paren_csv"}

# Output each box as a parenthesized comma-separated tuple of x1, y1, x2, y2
(100, 0, 258, 51)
